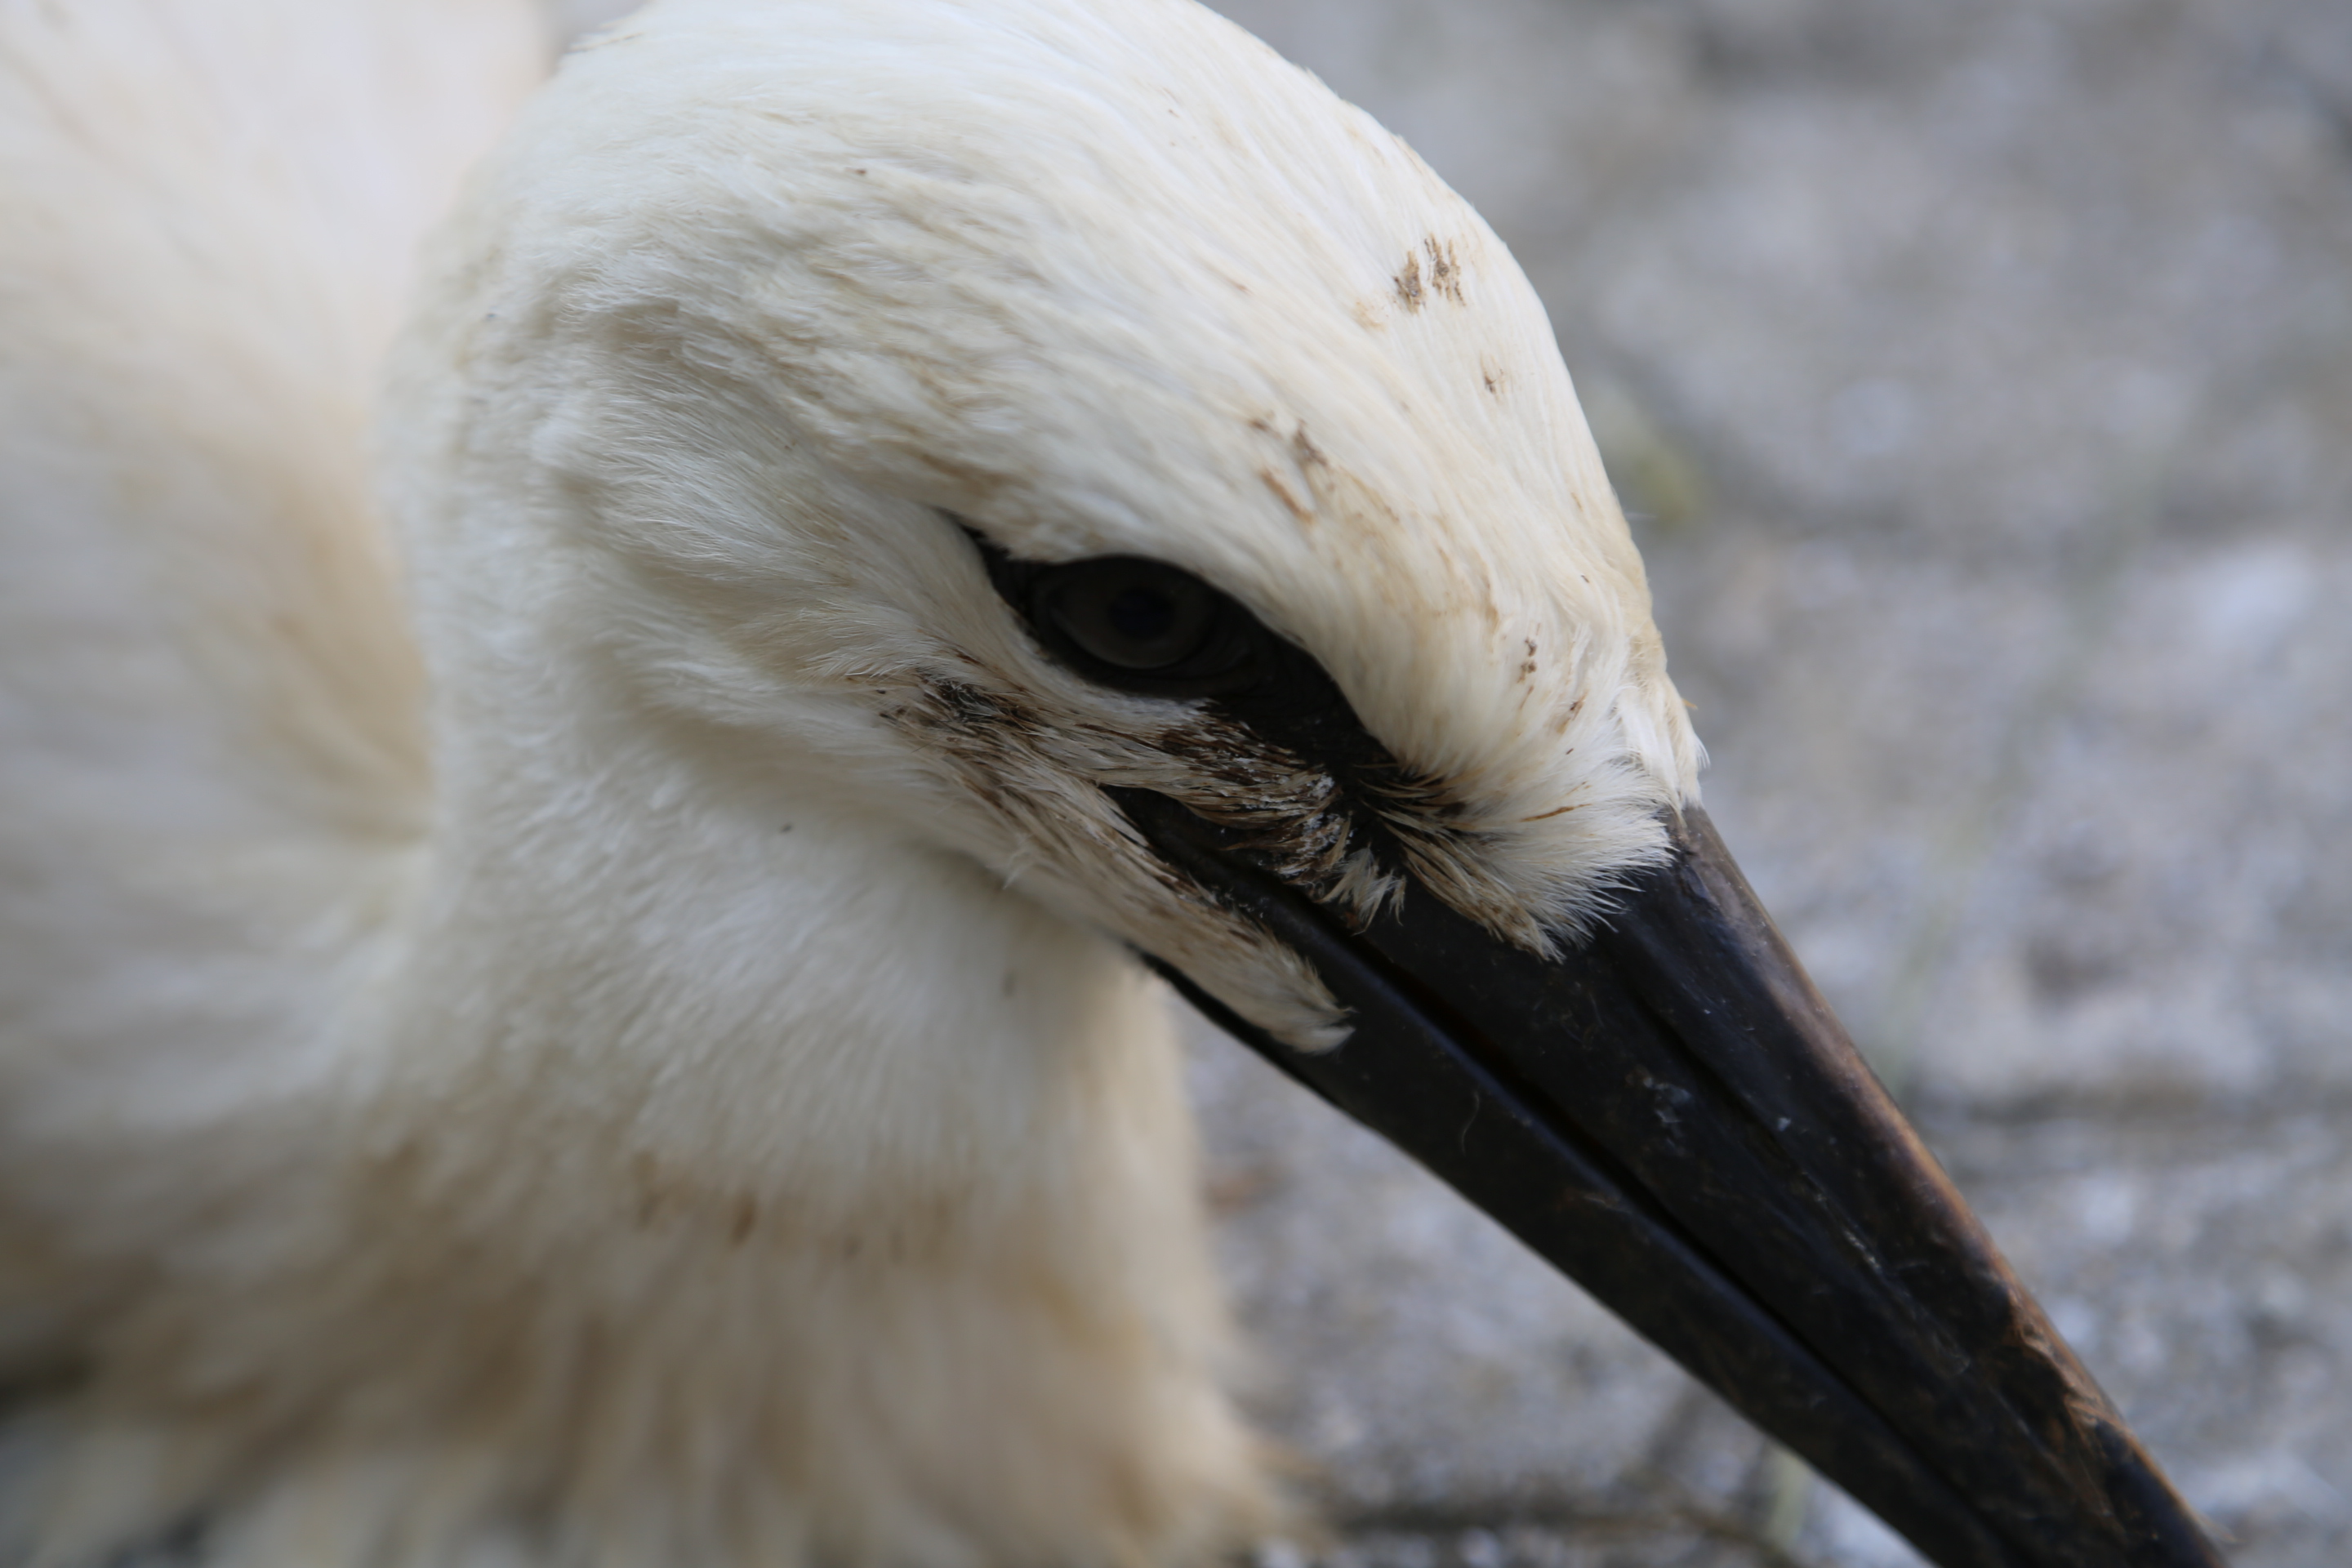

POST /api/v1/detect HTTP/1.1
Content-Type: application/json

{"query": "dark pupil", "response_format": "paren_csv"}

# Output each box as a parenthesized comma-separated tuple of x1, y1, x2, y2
(1107, 586, 1175, 642)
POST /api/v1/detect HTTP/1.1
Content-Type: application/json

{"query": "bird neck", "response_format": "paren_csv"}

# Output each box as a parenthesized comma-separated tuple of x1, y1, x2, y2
(381, 633, 1155, 1247)
(47, 595, 1267, 1568)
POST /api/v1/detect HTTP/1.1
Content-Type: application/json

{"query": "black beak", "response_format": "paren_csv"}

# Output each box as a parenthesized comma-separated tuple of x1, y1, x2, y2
(1116, 787, 2222, 1568)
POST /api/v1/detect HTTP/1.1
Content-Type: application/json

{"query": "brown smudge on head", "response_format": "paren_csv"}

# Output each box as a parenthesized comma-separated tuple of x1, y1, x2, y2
(1259, 468, 1312, 524)
(1276, 433, 1404, 543)
(884, 630, 1553, 956)
(1481, 356, 1507, 396)
(1423, 238, 1464, 304)
(1245, 420, 1345, 532)
(1351, 297, 1385, 329)
(877, 677, 1043, 825)
(1147, 711, 1536, 949)
(1393, 251, 1424, 311)
(889, 669, 1400, 929)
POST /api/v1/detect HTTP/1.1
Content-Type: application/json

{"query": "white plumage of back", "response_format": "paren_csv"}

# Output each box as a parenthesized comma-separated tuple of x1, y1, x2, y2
(0, 0, 539, 1344)
(0, 2, 1699, 1565)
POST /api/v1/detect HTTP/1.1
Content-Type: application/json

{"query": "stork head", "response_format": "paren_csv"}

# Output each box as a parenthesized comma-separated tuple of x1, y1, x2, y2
(388, 2, 2218, 1565)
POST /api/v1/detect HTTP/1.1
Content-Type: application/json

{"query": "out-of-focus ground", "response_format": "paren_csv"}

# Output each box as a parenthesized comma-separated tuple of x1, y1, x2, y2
(1181, 1, 2352, 1564)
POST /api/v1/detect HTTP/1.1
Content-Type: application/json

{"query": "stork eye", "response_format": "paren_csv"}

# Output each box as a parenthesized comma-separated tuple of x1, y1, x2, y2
(1037, 560, 1221, 671)
(1026, 557, 1264, 697)
(964, 524, 1268, 698)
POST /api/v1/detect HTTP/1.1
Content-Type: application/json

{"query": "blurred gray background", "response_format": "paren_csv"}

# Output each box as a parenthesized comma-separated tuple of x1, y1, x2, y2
(1175, 1, 2352, 1564)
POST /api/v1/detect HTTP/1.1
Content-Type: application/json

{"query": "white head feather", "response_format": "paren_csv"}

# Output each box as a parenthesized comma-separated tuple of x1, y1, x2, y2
(391, 0, 1701, 1049)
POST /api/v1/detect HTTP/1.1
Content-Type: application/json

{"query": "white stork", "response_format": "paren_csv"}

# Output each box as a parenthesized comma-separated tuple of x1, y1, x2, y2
(0, 2, 2218, 1566)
